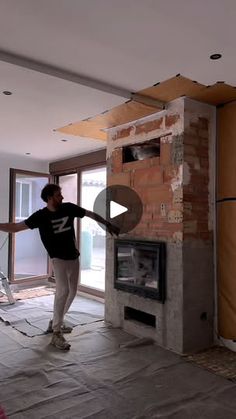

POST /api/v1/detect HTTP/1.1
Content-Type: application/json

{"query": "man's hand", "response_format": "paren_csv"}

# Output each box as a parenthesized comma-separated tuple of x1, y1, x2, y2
(107, 222, 120, 236)
(84, 209, 120, 236)
(0, 221, 29, 233)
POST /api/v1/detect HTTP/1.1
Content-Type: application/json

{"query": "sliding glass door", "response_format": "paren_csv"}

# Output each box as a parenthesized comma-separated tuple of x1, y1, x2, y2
(79, 166, 106, 293)
(58, 167, 106, 295)
(58, 173, 78, 239)
(9, 169, 49, 282)
(50, 150, 107, 298)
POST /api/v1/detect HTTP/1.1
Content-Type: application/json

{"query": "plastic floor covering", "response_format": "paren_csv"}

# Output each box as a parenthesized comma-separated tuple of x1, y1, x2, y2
(0, 295, 104, 337)
(0, 297, 236, 418)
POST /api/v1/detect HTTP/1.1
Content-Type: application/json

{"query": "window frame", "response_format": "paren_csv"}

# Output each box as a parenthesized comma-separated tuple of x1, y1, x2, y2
(15, 179, 32, 221)
(8, 168, 50, 283)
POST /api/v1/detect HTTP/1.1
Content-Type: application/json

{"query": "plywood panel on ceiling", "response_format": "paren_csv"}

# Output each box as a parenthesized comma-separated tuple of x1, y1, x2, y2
(191, 83, 236, 105)
(139, 75, 206, 102)
(57, 100, 159, 141)
(57, 75, 236, 142)
(139, 75, 236, 106)
(58, 119, 107, 141)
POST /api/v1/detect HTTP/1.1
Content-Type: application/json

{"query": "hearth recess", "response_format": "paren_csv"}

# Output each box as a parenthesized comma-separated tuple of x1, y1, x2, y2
(114, 239, 166, 301)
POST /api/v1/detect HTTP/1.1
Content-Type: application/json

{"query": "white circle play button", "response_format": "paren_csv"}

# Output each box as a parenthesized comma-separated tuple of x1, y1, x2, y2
(93, 185, 143, 234)
(110, 201, 128, 218)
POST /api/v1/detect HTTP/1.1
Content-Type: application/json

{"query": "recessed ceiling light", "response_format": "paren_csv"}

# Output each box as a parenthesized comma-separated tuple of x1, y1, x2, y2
(61, 139, 68, 142)
(25, 152, 31, 155)
(2, 90, 12, 95)
(210, 53, 222, 60)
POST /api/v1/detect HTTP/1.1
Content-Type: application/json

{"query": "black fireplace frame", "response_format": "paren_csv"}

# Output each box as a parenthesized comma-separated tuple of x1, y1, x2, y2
(114, 238, 166, 302)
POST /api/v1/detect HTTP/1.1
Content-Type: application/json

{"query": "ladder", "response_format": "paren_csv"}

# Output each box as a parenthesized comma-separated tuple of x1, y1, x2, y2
(0, 270, 15, 304)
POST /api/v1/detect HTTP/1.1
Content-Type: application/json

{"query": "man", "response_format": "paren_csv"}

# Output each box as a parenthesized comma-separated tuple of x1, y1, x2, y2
(0, 183, 118, 350)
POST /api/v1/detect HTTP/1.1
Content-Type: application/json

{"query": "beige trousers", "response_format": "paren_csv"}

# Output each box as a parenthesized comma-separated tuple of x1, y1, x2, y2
(52, 258, 79, 332)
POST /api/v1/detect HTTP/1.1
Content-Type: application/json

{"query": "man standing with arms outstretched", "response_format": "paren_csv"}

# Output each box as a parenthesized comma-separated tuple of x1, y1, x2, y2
(0, 183, 118, 350)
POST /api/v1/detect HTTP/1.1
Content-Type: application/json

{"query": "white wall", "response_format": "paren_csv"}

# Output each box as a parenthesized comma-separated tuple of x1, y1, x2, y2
(0, 152, 49, 274)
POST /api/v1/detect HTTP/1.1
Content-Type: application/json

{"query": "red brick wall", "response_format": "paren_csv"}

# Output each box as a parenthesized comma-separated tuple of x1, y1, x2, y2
(108, 113, 183, 241)
(108, 111, 212, 243)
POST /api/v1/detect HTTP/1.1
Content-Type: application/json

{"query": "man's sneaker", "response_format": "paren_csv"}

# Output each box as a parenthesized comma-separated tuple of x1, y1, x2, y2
(50, 332, 71, 351)
(46, 320, 73, 334)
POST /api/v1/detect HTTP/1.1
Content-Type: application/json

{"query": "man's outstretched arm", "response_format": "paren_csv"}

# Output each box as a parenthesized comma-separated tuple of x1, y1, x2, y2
(0, 221, 29, 233)
(84, 210, 119, 236)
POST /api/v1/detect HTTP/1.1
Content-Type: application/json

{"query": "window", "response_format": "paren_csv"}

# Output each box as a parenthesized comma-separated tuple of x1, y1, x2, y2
(16, 180, 32, 220)
(9, 169, 50, 282)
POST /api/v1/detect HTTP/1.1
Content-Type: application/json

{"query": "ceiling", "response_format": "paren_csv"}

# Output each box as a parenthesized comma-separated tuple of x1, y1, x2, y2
(0, 0, 235, 162)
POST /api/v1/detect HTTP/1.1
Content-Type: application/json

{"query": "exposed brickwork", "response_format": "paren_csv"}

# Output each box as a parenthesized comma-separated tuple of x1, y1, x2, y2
(160, 143, 172, 166)
(163, 167, 178, 183)
(111, 148, 123, 173)
(135, 118, 163, 135)
(136, 185, 173, 205)
(133, 166, 163, 188)
(109, 120, 183, 241)
(115, 126, 133, 140)
(107, 171, 130, 187)
(123, 159, 150, 172)
(150, 156, 160, 166)
(165, 114, 180, 127)
(189, 117, 208, 130)
(108, 112, 211, 244)
(184, 135, 201, 146)
(114, 118, 164, 140)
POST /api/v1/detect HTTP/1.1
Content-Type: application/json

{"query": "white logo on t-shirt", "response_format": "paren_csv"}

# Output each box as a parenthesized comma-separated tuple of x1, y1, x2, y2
(51, 217, 71, 234)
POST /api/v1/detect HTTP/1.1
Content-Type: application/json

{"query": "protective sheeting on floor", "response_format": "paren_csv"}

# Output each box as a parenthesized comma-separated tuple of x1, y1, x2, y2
(1, 300, 236, 418)
(0, 295, 104, 337)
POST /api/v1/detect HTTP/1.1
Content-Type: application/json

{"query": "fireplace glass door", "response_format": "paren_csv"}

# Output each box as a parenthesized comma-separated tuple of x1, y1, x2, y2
(115, 239, 166, 301)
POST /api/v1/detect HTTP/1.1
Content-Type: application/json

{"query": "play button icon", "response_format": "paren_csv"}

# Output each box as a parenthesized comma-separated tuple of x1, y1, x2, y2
(93, 185, 143, 234)
(110, 201, 128, 218)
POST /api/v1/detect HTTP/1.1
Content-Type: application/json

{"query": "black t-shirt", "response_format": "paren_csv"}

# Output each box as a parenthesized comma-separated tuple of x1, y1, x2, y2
(25, 202, 86, 260)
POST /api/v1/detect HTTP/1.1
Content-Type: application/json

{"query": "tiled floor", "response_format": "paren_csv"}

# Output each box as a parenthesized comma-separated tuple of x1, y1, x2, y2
(186, 345, 236, 381)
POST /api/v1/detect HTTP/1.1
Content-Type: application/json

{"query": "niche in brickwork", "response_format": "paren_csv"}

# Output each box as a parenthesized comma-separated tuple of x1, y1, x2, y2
(122, 137, 160, 163)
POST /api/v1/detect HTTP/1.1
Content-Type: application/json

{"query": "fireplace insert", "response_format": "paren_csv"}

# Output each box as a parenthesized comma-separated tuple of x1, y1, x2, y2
(114, 239, 166, 302)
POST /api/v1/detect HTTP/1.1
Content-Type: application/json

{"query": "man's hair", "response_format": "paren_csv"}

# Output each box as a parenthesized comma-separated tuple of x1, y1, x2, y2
(41, 183, 61, 203)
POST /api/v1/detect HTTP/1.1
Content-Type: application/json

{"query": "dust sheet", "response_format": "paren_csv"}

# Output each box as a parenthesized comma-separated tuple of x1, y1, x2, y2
(0, 317, 236, 418)
(0, 295, 104, 337)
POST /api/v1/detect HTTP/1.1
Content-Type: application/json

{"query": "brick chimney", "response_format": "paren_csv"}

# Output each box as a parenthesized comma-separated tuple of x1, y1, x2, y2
(105, 97, 215, 354)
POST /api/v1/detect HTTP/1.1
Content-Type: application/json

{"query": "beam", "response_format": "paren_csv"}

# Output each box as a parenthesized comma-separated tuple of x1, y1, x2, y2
(131, 93, 165, 109)
(0, 50, 166, 109)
